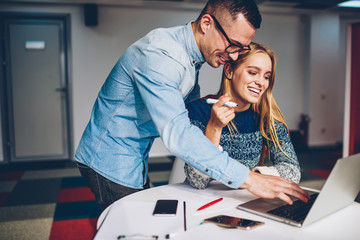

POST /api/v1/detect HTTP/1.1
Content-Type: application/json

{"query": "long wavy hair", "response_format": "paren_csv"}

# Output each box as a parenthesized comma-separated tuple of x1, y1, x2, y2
(208, 42, 290, 157)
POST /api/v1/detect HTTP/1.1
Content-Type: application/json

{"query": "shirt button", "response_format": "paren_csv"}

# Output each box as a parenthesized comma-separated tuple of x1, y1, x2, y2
(205, 169, 209, 172)
(228, 181, 233, 185)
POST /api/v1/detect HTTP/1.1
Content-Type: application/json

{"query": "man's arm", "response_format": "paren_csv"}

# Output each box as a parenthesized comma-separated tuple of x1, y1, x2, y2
(132, 45, 309, 203)
(183, 96, 235, 189)
(132, 46, 249, 189)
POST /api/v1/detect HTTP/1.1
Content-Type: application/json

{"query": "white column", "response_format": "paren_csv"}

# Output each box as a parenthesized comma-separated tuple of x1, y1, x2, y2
(307, 13, 343, 146)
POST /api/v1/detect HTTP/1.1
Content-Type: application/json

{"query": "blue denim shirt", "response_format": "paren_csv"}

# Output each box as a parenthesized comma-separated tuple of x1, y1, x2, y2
(75, 23, 249, 189)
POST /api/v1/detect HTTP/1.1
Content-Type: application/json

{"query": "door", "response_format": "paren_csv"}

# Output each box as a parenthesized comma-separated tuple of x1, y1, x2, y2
(2, 14, 71, 162)
(349, 22, 360, 155)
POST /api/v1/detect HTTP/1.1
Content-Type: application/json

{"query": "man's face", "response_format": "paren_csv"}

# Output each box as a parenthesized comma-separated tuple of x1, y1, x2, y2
(202, 14, 256, 68)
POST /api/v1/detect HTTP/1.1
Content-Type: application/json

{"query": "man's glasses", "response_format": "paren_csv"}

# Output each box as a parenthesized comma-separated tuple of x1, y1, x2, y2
(210, 15, 251, 54)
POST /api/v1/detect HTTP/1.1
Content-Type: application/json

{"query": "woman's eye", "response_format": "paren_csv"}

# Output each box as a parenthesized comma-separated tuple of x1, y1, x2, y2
(248, 71, 256, 75)
(264, 76, 270, 80)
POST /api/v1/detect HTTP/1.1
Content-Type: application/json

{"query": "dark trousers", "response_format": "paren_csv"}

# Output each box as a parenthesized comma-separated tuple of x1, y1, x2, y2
(77, 162, 150, 211)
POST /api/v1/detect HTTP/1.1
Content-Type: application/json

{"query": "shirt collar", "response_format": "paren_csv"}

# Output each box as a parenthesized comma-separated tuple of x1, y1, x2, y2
(184, 22, 205, 67)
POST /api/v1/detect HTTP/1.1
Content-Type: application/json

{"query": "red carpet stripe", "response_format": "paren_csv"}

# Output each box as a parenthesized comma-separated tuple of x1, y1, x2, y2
(57, 187, 95, 203)
(307, 169, 331, 179)
(49, 218, 98, 240)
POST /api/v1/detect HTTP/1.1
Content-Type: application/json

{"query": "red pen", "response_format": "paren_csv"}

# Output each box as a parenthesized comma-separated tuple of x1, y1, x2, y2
(197, 197, 223, 211)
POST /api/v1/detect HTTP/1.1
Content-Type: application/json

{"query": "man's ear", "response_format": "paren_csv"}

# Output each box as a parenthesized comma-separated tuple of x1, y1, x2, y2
(224, 62, 233, 80)
(199, 14, 212, 34)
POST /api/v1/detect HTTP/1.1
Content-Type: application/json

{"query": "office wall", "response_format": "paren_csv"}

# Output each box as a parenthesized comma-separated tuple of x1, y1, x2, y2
(0, 3, 358, 160)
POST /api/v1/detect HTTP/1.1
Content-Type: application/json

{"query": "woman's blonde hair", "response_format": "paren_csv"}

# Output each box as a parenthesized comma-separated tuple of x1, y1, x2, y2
(210, 42, 290, 157)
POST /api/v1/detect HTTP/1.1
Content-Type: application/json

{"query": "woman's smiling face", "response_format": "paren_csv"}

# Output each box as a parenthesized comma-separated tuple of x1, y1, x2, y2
(226, 52, 272, 111)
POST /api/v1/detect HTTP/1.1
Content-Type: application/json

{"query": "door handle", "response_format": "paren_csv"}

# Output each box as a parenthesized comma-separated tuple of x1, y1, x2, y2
(55, 87, 67, 92)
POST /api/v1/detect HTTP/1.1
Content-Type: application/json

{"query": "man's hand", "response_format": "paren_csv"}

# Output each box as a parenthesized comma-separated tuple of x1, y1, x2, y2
(240, 170, 310, 204)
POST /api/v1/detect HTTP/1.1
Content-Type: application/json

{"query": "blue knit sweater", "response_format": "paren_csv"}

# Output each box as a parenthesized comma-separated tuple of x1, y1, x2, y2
(184, 98, 301, 189)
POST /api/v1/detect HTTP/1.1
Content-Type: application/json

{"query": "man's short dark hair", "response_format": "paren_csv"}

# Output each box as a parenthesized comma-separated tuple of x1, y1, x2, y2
(196, 0, 262, 29)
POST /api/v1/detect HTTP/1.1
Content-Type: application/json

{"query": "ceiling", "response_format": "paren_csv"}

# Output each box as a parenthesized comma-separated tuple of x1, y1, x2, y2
(2, 0, 360, 12)
(176, 0, 360, 12)
(148, 0, 360, 12)
(257, 0, 356, 10)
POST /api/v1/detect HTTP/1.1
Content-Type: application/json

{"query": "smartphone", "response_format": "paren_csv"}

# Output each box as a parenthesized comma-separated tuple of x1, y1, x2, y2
(204, 215, 264, 230)
(152, 199, 178, 216)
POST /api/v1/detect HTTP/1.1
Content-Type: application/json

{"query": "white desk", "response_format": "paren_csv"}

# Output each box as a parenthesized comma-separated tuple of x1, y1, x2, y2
(94, 182, 360, 240)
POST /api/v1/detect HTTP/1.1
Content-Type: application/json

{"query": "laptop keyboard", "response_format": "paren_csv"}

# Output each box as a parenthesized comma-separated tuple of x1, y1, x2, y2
(267, 193, 319, 222)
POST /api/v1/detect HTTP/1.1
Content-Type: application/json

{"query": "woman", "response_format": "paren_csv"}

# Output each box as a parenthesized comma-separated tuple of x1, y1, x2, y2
(185, 42, 301, 189)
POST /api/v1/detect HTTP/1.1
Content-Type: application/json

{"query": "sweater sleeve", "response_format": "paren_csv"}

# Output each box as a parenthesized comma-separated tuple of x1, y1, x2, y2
(184, 163, 212, 189)
(267, 122, 301, 183)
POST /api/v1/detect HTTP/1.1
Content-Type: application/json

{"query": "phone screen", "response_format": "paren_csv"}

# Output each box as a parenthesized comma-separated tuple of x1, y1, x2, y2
(204, 215, 264, 230)
(152, 199, 178, 216)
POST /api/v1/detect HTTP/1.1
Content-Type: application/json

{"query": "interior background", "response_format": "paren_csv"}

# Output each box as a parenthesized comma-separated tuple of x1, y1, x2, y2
(0, 0, 359, 160)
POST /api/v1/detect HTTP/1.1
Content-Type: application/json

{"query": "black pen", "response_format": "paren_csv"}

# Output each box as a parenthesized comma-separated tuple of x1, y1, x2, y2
(183, 201, 187, 231)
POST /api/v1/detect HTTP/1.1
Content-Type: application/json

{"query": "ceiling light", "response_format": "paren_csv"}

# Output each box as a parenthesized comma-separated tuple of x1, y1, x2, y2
(338, 0, 360, 8)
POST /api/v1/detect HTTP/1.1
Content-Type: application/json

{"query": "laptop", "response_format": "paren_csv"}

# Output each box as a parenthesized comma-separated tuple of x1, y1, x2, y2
(237, 153, 360, 227)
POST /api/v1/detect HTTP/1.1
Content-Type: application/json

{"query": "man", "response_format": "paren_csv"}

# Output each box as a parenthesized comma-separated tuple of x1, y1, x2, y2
(76, 0, 309, 210)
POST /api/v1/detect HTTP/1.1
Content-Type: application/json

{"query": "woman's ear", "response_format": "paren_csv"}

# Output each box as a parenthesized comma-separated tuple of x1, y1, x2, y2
(224, 62, 233, 80)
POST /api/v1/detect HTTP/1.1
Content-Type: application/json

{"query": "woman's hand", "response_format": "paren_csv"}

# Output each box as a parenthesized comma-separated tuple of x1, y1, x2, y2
(207, 94, 236, 130)
(205, 94, 236, 146)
